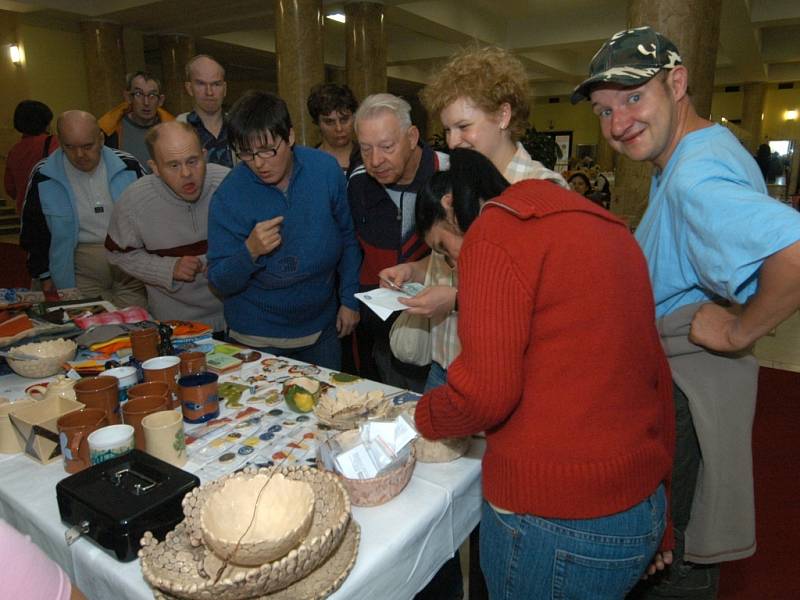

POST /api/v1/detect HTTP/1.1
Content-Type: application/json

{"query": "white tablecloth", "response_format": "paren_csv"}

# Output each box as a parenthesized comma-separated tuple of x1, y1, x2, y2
(0, 366, 484, 600)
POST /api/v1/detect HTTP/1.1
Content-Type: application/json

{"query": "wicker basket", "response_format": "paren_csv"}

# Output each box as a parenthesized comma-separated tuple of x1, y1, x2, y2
(319, 429, 416, 507)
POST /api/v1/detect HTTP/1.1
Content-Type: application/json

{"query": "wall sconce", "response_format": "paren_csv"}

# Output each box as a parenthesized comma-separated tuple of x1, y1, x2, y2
(9, 44, 22, 64)
(785, 110, 798, 121)
(326, 13, 346, 23)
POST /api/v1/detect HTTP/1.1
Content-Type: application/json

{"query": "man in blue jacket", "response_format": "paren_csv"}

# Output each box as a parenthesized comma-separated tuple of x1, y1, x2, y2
(20, 110, 146, 307)
(207, 91, 361, 370)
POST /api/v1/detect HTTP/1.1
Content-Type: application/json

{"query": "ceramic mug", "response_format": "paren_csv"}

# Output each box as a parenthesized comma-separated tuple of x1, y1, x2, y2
(88, 424, 134, 465)
(178, 372, 219, 424)
(179, 351, 206, 376)
(142, 410, 187, 467)
(142, 356, 181, 409)
(127, 381, 170, 405)
(130, 327, 159, 362)
(74, 376, 121, 425)
(122, 394, 169, 450)
(104, 366, 138, 403)
(57, 408, 108, 473)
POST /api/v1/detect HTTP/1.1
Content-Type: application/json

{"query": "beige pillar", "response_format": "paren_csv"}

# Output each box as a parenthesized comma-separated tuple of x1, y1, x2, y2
(159, 34, 195, 116)
(595, 126, 615, 172)
(741, 82, 767, 154)
(274, 0, 325, 146)
(80, 21, 126, 117)
(345, 2, 387, 101)
(612, 0, 722, 226)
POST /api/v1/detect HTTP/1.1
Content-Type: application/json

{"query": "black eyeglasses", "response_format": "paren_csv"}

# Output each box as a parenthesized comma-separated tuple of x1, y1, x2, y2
(236, 139, 284, 162)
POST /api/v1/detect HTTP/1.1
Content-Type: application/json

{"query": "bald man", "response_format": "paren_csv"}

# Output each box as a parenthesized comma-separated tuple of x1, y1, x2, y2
(177, 55, 234, 167)
(106, 122, 228, 331)
(20, 110, 147, 307)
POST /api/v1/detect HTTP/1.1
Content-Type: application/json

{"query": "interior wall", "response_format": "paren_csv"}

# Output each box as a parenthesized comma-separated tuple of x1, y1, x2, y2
(529, 99, 600, 158)
(763, 85, 800, 143)
(17, 24, 90, 117)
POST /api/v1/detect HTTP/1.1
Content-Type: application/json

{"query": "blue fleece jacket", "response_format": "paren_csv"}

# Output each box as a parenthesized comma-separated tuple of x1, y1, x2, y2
(207, 146, 361, 338)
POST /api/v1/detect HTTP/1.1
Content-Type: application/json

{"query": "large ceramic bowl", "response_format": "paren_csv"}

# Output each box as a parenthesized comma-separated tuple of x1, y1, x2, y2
(201, 472, 315, 566)
(6, 338, 77, 378)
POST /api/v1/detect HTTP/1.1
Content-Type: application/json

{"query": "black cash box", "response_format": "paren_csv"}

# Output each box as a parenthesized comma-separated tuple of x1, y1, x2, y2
(56, 449, 199, 561)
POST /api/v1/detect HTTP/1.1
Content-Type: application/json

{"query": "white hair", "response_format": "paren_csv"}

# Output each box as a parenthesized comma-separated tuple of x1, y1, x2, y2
(354, 93, 412, 132)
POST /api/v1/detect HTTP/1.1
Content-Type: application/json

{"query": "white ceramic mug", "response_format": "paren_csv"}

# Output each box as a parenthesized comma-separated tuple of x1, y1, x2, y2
(142, 410, 187, 467)
(104, 366, 138, 403)
(88, 424, 134, 465)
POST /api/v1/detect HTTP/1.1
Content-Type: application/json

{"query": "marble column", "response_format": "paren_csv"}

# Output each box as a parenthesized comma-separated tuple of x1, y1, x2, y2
(741, 82, 767, 154)
(159, 34, 195, 116)
(345, 2, 387, 102)
(274, 0, 325, 146)
(611, 0, 722, 226)
(80, 21, 126, 117)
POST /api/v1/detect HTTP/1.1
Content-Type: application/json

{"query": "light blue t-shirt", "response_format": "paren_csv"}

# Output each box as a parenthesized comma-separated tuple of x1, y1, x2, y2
(636, 124, 800, 318)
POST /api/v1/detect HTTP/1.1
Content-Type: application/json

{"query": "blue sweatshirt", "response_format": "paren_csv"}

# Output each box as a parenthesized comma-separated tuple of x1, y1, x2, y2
(207, 146, 361, 338)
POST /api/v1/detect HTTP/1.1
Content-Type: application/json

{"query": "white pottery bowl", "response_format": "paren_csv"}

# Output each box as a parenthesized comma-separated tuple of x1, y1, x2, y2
(6, 339, 77, 378)
(201, 472, 315, 566)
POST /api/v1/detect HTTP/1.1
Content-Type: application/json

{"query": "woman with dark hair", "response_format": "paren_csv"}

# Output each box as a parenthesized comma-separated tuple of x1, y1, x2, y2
(567, 171, 593, 196)
(207, 91, 361, 370)
(414, 148, 675, 599)
(306, 83, 359, 171)
(4, 100, 59, 214)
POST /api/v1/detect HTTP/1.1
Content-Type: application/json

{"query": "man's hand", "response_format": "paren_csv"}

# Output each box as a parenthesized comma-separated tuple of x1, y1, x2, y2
(689, 302, 749, 352)
(336, 305, 360, 338)
(399, 285, 457, 320)
(173, 256, 204, 282)
(245, 216, 284, 260)
(642, 550, 673, 579)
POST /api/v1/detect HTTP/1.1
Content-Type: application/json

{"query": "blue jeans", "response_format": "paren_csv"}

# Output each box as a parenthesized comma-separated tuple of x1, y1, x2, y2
(242, 321, 342, 371)
(424, 361, 448, 391)
(480, 485, 666, 600)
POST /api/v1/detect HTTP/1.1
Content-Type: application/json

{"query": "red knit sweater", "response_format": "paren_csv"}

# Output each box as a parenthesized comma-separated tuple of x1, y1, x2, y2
(416, 180, 675, 541)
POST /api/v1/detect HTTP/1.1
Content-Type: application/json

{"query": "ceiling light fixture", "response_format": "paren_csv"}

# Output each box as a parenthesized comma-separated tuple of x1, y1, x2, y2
(785, 110, 798, 121)
(9, 44, 22, 64)
(327, 13, 346, 23)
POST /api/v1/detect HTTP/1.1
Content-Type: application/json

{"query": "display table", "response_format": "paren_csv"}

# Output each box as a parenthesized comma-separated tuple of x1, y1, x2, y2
(0, 356, 483, 600)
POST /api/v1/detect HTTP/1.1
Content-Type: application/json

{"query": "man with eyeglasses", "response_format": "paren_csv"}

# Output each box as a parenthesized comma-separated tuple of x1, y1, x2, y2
(176, 55, 234, 168)
(20, 110, 147, 307)
(207, 91, 361, 371)
(99, 71, 175, 171)
(347, 93, 448, 391)
(105, 122, 228, 331)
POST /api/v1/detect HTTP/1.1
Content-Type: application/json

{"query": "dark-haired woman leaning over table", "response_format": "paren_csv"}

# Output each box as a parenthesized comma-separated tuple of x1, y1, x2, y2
(414, 149, 675, 599)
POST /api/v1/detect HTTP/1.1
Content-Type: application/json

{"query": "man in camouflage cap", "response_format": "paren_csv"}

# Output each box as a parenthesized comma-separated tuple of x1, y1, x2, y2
(575, 26, 800, 599)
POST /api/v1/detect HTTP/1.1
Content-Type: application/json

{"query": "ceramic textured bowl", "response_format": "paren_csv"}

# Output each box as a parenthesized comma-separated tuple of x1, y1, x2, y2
(314, 388, 390, 430)
(6, 338, 77, 378)
(143, 466, 352, 599)
(201, 472, 315, 566)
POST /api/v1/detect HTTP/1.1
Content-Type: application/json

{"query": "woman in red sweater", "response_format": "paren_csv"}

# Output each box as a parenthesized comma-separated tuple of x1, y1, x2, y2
(4, 100, 58, 215)
(414, 149, 675, 599)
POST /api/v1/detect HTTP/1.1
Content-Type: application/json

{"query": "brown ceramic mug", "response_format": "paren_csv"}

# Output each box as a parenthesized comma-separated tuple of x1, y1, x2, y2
(74, 376, 121, 425)
(179, 351, 206, 376)
(127, 381, 170, 405)
(122, 395, 169, 450)
(130, 327, 159, 362)
(142, 356, 181, 409)
(57, 408, 108, 473)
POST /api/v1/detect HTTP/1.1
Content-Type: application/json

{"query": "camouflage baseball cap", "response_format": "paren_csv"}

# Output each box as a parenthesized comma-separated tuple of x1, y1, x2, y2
(570, 26, 682, 104)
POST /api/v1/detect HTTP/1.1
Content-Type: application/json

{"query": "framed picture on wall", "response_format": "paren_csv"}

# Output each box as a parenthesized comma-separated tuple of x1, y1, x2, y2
(544, 130, 572, 172)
